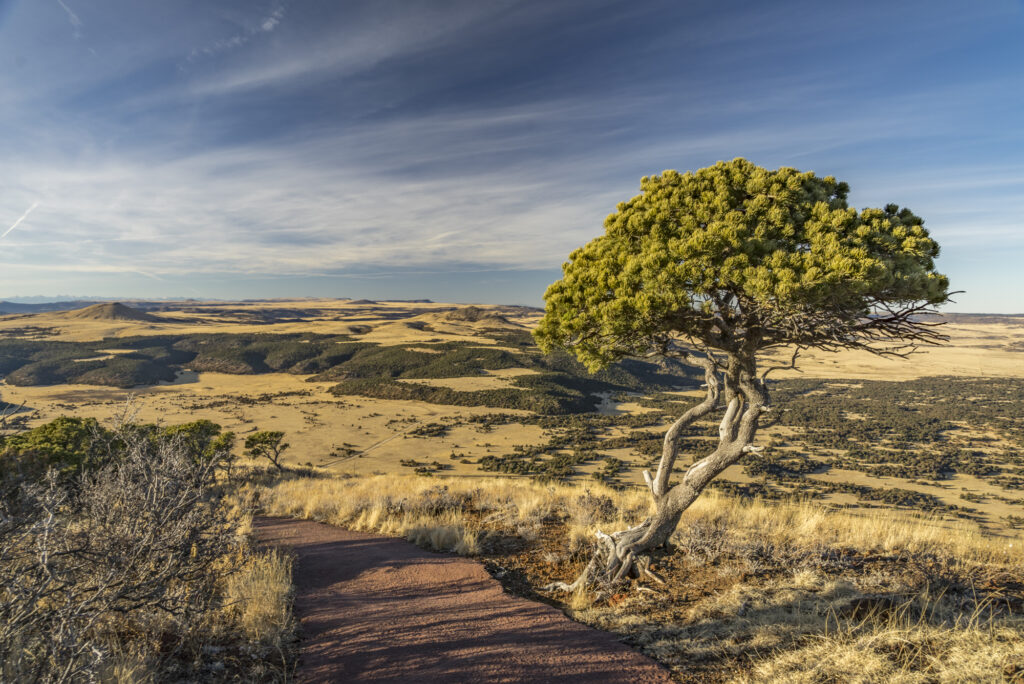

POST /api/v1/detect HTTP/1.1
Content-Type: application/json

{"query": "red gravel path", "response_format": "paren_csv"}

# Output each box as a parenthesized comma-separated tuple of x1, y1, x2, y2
(255, 516, 673, 683)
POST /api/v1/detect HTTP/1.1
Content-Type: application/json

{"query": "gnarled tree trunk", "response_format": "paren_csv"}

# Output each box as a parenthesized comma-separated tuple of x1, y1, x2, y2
(547, 351, 770, 592)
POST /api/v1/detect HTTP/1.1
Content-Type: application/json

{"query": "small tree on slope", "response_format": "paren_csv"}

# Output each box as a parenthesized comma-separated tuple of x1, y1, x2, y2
(534, 158, 952, 590)
(245, 431, 289, 472)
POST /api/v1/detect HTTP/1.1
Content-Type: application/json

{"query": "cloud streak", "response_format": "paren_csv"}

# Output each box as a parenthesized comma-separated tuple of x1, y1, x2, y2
(0, 202, 40, 241)
(56, 0, 82, 37)
(188, 5, 286, 61)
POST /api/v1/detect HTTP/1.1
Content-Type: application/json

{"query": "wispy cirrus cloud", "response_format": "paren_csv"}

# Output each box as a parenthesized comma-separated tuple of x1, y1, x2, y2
(188, 5, 286, 61)
(2, 83, 1018, 281)
(0, 0, 1021, 309)
(182, 2, 519, 97)
(55, 0, 82, 37)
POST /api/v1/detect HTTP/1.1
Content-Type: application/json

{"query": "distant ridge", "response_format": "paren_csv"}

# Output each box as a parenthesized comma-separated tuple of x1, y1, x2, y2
(0, 300, 97, 315)
(348, 299, 377, 305)
(61, 302, 163, 323)
(441, 306, 518, 327)
(939, 313, 1024, 326)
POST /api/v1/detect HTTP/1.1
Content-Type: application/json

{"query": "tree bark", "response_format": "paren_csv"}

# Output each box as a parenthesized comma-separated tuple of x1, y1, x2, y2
(546, 351, 769, 592)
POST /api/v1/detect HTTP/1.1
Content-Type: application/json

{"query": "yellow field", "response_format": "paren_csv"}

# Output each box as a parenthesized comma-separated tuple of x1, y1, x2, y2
(2, 299, 1023, 534)
(764, 320, 1024, 380)
(0, 298, 540, 344)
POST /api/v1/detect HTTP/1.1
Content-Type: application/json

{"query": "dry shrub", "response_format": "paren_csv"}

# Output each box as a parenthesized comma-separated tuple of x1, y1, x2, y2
(0, 434, 234, 682)
(0, 426, 295, 683)
(674, 516, 730, 566)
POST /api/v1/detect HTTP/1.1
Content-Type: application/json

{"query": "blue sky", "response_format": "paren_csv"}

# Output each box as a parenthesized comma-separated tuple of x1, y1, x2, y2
(0, 0, 1021, 310)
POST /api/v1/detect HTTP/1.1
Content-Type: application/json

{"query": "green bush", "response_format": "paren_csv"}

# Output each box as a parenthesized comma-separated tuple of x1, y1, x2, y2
(0, 416, 111, 479)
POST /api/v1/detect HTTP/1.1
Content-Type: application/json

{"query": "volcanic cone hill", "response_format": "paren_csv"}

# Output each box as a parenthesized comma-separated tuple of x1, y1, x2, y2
(61, 302, 164, 323)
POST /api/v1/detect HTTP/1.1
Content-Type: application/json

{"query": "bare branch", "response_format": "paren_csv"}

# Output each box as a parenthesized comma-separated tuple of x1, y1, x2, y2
(642, 469, 655, 496)
(760, 347, 801, 382)
(718, 397, 740, 442)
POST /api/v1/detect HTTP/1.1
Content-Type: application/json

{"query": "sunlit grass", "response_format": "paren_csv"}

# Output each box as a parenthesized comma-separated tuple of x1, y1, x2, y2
(254, 472, 1021, 566)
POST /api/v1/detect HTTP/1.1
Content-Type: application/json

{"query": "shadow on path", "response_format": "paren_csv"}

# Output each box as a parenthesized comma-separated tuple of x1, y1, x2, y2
(254, 516, 673, 683)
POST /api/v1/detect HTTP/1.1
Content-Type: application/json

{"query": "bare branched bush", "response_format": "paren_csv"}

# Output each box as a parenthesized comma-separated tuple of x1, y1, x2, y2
(0, 428, 237, 682)
(572, 491, 618, 525)
(674, 517, 729, 566)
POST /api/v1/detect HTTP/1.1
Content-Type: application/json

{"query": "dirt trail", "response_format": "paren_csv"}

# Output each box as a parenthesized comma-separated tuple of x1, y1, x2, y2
(255, 517, 672, 683)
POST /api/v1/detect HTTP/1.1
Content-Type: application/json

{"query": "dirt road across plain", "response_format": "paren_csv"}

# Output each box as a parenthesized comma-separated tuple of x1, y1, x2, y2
(254, 517, 673, 683)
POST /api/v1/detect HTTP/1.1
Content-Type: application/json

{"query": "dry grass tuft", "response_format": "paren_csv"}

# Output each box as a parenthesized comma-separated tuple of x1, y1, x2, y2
(680, 490, 1020, 567)
(224, 548, 294, 646)
(742, 594, 1024, 683)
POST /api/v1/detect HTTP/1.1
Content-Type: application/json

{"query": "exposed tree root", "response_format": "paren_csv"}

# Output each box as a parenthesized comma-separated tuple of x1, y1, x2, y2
(543, 520, 666, 594)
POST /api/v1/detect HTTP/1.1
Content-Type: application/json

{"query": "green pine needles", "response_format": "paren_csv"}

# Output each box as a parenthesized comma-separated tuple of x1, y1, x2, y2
(536, 158, 951, 371)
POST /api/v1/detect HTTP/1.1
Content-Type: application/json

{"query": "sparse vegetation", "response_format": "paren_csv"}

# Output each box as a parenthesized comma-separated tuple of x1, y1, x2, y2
(0, 416, 295, 682)
(254, 471, 1023, 682)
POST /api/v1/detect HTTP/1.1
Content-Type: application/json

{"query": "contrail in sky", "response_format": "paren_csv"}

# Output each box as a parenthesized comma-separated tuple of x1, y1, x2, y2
(56, 0, 82, 31)
(0, 202, 40, 241)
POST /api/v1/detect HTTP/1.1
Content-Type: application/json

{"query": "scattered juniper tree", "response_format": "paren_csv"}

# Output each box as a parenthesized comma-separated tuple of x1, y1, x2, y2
(162, 420, 235, 463)
(245, 431, 290, 471)
(535, 158, 952, 589)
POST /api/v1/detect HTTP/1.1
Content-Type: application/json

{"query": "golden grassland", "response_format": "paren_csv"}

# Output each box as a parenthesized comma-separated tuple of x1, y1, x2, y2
(250, 470, 1024, 683)
(3, 299, 1024, 536)
(0, 371, 542, 477)
(0, 298, 537, 344)
(762, 320, 1024, 381)
(254, 472, 1021, 568)
(2, 298, 1020, 376)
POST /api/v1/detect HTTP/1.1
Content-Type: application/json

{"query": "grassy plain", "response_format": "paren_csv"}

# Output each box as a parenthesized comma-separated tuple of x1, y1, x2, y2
(2, 299, 1022, 535)
(4, 298, 1023, 681)
(763, 317, 1024, 381)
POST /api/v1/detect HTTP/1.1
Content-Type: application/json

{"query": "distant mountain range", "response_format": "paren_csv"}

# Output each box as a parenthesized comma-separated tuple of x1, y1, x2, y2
(0, 299, 1015, 321)
(0, 300, 98, 314)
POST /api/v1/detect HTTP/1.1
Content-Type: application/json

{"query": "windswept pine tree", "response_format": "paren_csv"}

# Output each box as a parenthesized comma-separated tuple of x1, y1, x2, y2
(535, 158, 952, 588)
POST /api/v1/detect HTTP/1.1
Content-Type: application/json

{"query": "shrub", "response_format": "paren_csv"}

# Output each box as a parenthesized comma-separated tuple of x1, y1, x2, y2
(0, 416, 112, 480)
(0, 428, 236, 681)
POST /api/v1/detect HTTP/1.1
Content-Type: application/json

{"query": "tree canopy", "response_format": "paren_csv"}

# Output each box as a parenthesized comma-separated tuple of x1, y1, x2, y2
(0, 416, 109, 479)
(245, 430, 289, 471)
(535, 158, 951, 370)
(535, 159, 953, 590)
